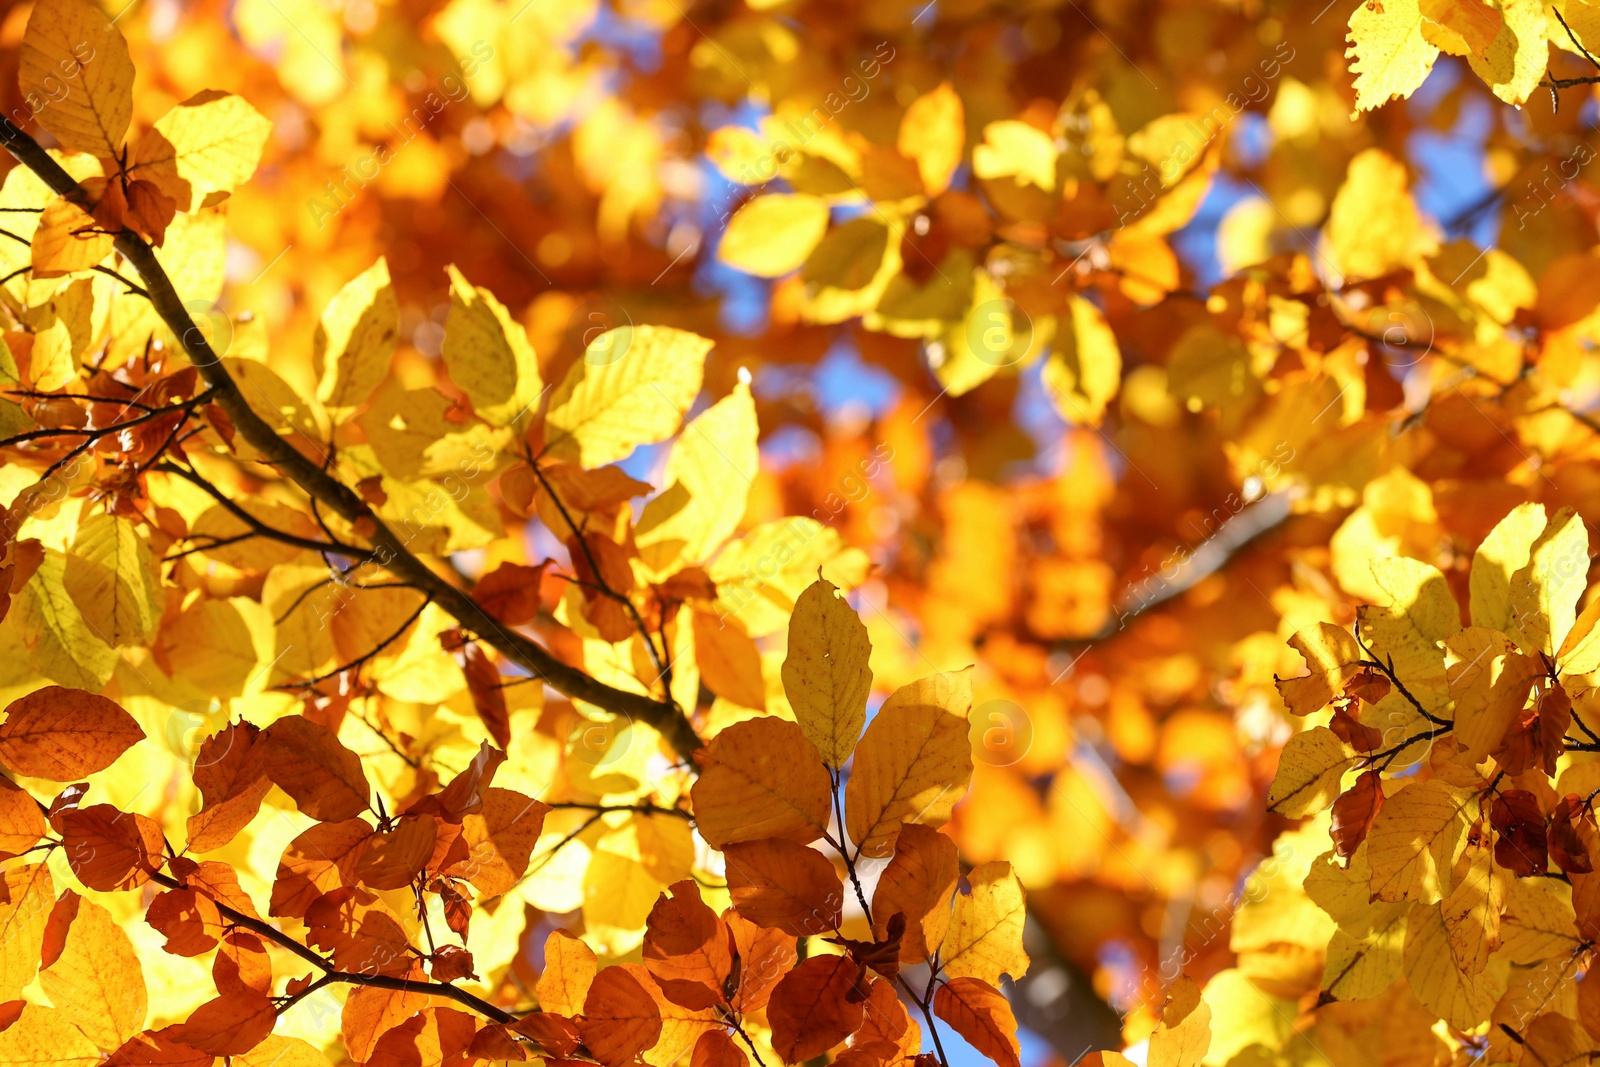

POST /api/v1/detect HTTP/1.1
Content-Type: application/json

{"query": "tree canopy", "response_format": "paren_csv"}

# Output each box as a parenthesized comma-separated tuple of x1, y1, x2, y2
(3, 0, 1600, 1065)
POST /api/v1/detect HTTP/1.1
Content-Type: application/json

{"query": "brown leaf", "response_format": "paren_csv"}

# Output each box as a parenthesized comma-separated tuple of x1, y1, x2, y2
(1551, 793, 1596, 875)
(429, 944, 477, 982)
(0, 687, 144, 780)
(1490, 789, 1548, 876)
(1330, 769, 1385, 858)
(56, 804, 163, 892)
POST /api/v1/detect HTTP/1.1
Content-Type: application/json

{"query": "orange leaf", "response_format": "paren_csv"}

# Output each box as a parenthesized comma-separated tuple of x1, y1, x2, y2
(643, 880, 734, 1011)
(724, 912, 794, 1014)
(577, 967, 663, 1067)
(692, 611, 766, 711)
(472, 562, 549, 626)
(105, 1031, 213, 1067)
(766, 953, 866, 1063)
(213, 930, 272, 997)
(439, 787, 548, 898)
(931, 978, 1020, 1067)
(341, 977, 443, 1063)
(354, 814, 439, 890)
(690, 718, 832, 849)
(691, 1030, 748, 1067)
(162, 993, 276, 1056)
(723, 838, 844, 936)
(269, 819, 374, 918)
(305, 887, 415, 977)
(0, 778, 47, 857)
(258, 716, 371, 822)
(184, 722, 270, 854)
(872, 823, 958, 962)
(512, 1014, 582, 1057)
(0, 687, 143, 780)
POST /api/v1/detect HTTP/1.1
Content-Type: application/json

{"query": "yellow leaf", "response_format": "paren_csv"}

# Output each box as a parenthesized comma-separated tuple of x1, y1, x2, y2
(1445, 627, 1540, 761)
(1500, 876, 1583, 964)
(710, 518, 872, 638)
(1266, 727, 1355, 818)
(1276, 623, 1365, 716)
(356, 384, 501, 482)
(1403, 902, 1500, 1029)
(940, 860, 1029, 986)
(20, 0, 134, 157)
(1304, 844, 1408, 935)
(1367, 779, 1473, 903)
(971, 120, 1056, 192)
(16, 550, 117, 692)
(1042, 294, 1122, 426)
(1320, 911, 1407, 1002)
(1560, 592, 1600, 674)
(1346, 0, 1440, 114)
(782, 577, 872, 769)
(845, 668, 974, 858)
(636, 379, 757, 575)
(536, 930, 597, 1017)
(1420, 0, 1502, 54)
(62, 512, 161, 647)
(1470, 501, 1545, 631)
(1148, 974, 1211, 1067)
(544, 325, 711, 468)
(441, 265, 543, 428)
(0, 864, 54, 1003)
(128, 91, 273, 211)
(1439, 844, 1506, 975)
(38, 893, 146, 1049)
(0, 1005, 101, 1067)
(1466, 0, 1546, 105)
(897, 83, 964, 196)
(314, 258, 399, 415)
(31, 196, 111, 280)
(1324, 149, 1427, 282)
(1358, 556, 1459, 718)
(718, 193, 831, 278)
(1508, 506, 1590, 657)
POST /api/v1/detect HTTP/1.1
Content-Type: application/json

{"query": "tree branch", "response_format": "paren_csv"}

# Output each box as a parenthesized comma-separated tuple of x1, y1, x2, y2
(0, 119, 702, 764)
